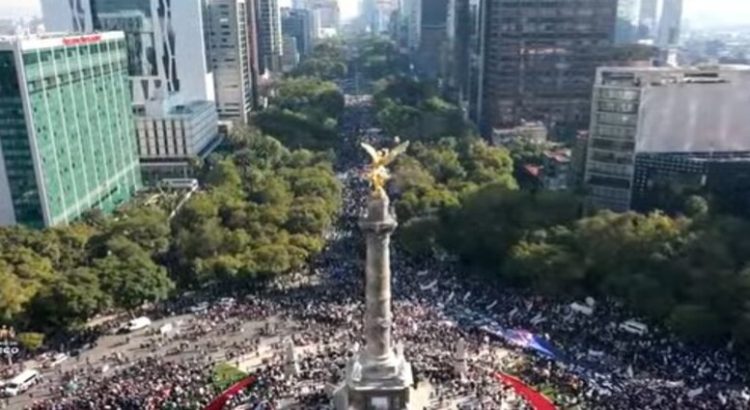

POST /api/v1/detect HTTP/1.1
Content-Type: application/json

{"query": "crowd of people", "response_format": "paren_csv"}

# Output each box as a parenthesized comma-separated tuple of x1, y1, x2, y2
(9, 98, 750, 410)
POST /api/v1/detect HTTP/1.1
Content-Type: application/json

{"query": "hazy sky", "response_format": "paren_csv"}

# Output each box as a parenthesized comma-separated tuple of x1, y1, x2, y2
(0, 0, 748, 28)
(0, 0, 360, 20)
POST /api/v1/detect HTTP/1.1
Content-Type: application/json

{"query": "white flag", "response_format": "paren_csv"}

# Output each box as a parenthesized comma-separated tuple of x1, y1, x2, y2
(687, 387, 704, 399)
(420, 280, 438, 291)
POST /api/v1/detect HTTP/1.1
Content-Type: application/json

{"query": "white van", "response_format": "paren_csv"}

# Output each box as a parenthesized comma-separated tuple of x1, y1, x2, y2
(127, 316, 152, 332)
(3, 369, 40, 396)
(619, 320, 648, 335)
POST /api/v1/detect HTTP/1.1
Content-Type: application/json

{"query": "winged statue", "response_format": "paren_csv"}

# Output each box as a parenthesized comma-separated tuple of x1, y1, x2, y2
(360, 140, 410, 198)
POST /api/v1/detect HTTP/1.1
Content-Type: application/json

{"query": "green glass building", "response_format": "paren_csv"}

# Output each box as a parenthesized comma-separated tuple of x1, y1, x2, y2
(0, 32, 141, 228)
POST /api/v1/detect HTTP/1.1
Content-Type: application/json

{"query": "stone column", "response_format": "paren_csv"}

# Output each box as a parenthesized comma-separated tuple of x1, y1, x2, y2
(334, 192, 413, 410)
(359, 194, 397, 368)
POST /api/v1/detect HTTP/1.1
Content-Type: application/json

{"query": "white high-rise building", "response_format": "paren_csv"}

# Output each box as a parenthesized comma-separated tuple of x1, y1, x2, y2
(41, 0, 220, 184)
(42, 0, 215, 109)
(207, 0, 253, 123)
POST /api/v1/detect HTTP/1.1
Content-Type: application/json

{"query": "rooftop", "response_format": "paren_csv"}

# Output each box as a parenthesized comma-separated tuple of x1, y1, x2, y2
(635, 70, 750, 154)
(0, 31, 125, 51)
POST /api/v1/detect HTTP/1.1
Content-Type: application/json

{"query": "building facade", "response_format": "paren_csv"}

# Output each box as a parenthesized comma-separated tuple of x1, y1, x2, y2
(416, 0, 449, 80)
(245, 0, 261, 108)
(478, 0, 618, 138)
(656, 0, 683, 48)
(306, 0, 340, 33)
(281, 35, 300, 72)
(0, 33, 141, 227)
(282, 8, 313, 57)
(137, 101, 220, 183)
(403, 0, 421, 51)
(638, 0, 659, 40)
(446, 0, 471, 103)
(41, 0, 221, 185)
(584, 65, 750, 212)
(616, 0, 642, 44)
(43, 0, 217, 107)
(257, 0, 283, 73)
(39, 0, 94, 32)
(208, 0, 253, 123)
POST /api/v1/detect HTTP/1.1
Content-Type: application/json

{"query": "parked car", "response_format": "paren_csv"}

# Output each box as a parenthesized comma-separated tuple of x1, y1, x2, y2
(189, 302, 209, 314)
(117, 317, 152, 334)
(2, 369, 40, 397)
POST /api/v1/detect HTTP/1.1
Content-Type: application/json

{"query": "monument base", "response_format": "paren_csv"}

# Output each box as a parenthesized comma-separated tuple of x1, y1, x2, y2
(333, 351, 413, 410)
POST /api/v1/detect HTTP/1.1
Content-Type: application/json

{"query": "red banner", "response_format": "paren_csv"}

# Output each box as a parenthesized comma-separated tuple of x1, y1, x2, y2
(203, 375, 257, 410)
(62, 35, 102, 46)
(494, 372, 556, 410)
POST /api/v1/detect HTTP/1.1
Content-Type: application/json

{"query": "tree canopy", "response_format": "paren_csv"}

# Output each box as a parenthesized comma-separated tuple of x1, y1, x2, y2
(0, 128, 340, 340)
(374, 76, 473, 141)
(253, 77, 344, 151)
(170, 128, 341, 287)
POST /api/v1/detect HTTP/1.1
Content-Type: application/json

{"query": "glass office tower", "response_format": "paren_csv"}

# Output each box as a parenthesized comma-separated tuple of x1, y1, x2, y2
(0, 32, 141, 228)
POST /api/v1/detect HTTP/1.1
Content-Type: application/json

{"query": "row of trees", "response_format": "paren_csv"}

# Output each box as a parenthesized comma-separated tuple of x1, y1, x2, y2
(374, 76, 473, 141)
(386, 134, 750, 348)
(392, 144, 750, 347)
(0, 207, 175, 333)
(506, 209, 750, 346)
(0, 129, 340, 337)
(291, 39, 348, 80)
(171, 128, 341, 287)
(353, 36, 410, 81)
(253, 77, 345, 151)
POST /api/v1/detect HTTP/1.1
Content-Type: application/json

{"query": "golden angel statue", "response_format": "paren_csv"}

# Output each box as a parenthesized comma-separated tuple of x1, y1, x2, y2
(360, 140, 410, 198)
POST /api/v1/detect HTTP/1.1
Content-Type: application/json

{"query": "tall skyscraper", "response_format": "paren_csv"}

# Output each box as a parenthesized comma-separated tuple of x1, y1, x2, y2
(245, 0, 262, 108)
(208, 0, 253, 123)
(0, 33, 142, 227)
(639, 0, 659, 38)
(416, 0, 449, 79)
(616, 0, 642, 44)
(257, 0, 283, 73)
(362, 0, 396, 33)
(477, 0, 618, 137)
(44, 0, 216, 107)
(447, 0, 471, 103)
(403, 0, 421, 50)
(316, 0, 341, 32)
(282, 8, 313, 57)
(657, 0, 682, 48)
(41, 0, 220, 184)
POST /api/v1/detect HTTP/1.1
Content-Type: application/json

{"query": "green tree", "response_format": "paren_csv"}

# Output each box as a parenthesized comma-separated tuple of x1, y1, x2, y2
(16, 332, 44, 352)
(28, 268, 108, 330)
(95, 236, 174, 311)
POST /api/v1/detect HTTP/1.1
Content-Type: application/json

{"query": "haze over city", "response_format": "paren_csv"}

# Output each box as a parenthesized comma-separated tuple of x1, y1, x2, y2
(1, 0, 363, 19)
(4, 0, 750, 28)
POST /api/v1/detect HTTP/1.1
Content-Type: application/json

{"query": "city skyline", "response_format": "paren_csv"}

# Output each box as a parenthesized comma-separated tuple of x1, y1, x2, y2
(0, 0, 360, 20)
(4, 0, 750, 29)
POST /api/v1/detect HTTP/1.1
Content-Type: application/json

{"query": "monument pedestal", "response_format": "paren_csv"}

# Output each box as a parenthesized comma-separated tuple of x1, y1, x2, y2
(334, 349, 413, 410)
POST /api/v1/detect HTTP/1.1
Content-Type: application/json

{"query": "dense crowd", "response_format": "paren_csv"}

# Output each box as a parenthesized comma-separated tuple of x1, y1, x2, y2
(11, 98, 750, 410)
